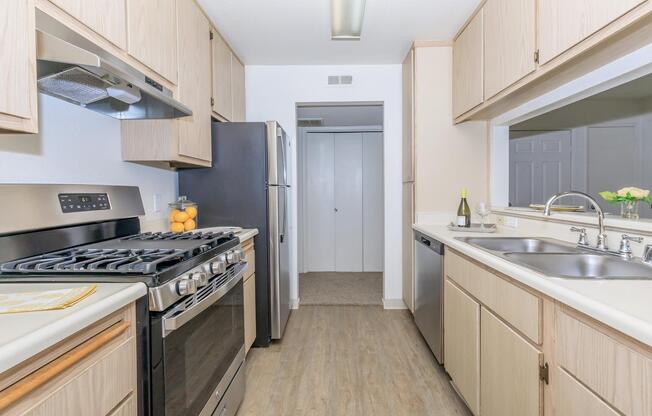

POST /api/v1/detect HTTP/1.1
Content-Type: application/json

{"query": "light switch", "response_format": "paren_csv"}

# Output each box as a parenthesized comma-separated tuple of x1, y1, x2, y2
(153, 193, 162, 213)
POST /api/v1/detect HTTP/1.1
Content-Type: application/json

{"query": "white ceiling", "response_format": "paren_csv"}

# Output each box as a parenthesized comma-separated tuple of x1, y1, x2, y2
(297, 104, 383, 126)
(197, 0, 481, 65)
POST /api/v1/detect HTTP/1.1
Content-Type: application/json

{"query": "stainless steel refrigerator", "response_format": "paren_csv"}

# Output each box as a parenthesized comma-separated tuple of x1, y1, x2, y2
(178, 121, 291, 346)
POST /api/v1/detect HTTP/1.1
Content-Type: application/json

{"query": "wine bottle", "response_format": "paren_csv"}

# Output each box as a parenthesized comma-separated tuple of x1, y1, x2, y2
(456, 189, 471, 227)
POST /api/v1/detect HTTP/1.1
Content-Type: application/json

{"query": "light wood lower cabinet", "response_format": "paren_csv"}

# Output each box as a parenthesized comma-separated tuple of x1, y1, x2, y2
(444, 280, 480, 415)
(444, 247, 652, 416)
(481, 307, 542, 416)
(0, 304, 137, 416)
(0, 0, 38, 134)
(243, 238, 256, 354)
(556, 368, 619, 416)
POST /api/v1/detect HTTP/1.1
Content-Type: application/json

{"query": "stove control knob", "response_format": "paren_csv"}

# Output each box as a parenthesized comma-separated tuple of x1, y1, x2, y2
(210, 259, 226, 274)
(226, 250, 239, 264)
(177, 278, 198, 296)
(234, 249, 244, 262)
(191, 271, 208, 287)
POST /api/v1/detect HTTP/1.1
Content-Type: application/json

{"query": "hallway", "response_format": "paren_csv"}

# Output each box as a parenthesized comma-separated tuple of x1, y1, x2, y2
(236, 306, 471, 416)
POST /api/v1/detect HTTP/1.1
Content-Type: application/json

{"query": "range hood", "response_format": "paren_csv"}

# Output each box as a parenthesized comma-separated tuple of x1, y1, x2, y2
(35, 9, 191, 120)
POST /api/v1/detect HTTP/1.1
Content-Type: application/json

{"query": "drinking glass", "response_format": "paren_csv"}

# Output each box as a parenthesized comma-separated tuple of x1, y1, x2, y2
(475, 202, 491, 228)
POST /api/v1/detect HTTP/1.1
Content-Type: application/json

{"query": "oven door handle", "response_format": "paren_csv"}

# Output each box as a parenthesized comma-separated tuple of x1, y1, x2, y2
(163, 264, 246, 337)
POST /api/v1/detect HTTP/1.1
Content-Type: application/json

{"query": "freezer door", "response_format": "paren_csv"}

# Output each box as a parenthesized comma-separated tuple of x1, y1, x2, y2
(268, 183, 290, 339)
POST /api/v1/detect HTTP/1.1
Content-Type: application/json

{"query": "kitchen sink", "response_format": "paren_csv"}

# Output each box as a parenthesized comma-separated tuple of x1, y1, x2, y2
(503, 253, 652, 280)
(457, 237, 582, 254)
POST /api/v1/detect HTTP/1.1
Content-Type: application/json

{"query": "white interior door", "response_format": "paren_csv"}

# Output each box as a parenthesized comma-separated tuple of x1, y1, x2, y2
(362, 132, 383, 271)
(334, 133, 364, 271)
(305, 133, 335, 271)
(509, 130, 572, 206)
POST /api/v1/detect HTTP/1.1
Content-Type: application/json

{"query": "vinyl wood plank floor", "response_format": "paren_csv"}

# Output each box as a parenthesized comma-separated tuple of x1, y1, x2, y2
(300, 272, 383, 306)
(236, 306, 471, 416)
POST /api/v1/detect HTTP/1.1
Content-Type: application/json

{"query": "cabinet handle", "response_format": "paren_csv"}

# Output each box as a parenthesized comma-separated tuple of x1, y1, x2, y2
(421, 237, 431, 246)
(0, 321, 130, 412)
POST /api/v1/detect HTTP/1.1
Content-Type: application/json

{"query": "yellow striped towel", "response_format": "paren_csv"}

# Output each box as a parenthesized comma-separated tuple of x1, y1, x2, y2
(0, 285, 97, 314)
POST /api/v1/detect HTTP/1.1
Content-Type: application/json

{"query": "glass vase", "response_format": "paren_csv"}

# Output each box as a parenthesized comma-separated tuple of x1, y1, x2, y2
(620, 200, 640, 220)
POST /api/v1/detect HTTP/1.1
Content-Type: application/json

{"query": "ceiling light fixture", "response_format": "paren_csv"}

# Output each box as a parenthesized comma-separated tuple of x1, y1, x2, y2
(331, 0, 366, 40)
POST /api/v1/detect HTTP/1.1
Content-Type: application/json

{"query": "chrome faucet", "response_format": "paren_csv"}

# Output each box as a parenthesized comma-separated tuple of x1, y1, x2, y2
(543, 191, 608, 251)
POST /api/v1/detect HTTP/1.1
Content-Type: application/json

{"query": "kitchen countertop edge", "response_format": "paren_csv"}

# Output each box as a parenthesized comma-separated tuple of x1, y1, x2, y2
(413, 223, 652, 347)
(0, 282, 147, 375)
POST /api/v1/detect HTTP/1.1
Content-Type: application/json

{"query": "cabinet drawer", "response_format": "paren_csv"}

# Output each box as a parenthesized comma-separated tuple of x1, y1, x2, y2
(556, 309, 652, 416)
(244, 247, 255, 280)
(445, 251, 541, 343)
(19, 337, 135, 416)
(107, 394, 136, 416)
(556, 367, 619, 416)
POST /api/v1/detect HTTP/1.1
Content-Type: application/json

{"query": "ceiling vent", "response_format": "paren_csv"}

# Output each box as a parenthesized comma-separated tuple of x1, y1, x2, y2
(297, 118, 324, 127)
(328, 75, 353, 86)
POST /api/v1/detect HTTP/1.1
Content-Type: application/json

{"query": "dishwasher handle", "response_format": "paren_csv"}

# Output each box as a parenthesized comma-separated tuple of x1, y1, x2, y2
(415, 231, 444, 255)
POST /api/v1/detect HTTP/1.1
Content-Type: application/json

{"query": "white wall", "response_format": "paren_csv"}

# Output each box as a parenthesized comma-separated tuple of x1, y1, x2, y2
(246, 65, 402, 305)
(0, 94, 177, 228)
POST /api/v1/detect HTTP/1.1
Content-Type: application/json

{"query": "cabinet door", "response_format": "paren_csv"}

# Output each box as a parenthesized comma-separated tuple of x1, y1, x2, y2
(453, 9, 483, 118)
(127, 0, 177, 84)
(402, 182, 414, 312)
(232, 55, 246, 122)
(244, 274, 256, 355)
(538, 0, 645, 65)
(176, 0, 212, 162)
(0, 0, 38, 134)
(401, 49, 414, 182)
(50, 0, 126, 49)
(556, 367, 619, 416)
(484, 0, 536, 99)
(212, 32, 233, 120)
(444, 280, 480, 415)
(481, 307, 542, 416)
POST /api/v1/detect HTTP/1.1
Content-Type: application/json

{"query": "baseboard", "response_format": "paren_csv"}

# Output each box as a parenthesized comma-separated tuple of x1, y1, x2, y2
(290, 298, 300, 309)
(382, 298, 407, 310)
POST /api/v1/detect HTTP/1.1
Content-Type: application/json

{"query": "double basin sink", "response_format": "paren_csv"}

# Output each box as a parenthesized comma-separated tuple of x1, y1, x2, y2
(456, 237, 652, 280)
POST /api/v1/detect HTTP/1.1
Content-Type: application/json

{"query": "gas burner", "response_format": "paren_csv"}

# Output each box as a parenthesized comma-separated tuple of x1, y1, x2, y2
(122, 231, 228, 241)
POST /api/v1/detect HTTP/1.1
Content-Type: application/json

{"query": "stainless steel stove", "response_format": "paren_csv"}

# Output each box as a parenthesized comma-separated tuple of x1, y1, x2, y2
(0, 184, 246, 416)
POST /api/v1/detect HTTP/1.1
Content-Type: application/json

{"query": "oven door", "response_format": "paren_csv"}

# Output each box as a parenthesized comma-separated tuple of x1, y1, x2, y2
(154, 264, 246, 416)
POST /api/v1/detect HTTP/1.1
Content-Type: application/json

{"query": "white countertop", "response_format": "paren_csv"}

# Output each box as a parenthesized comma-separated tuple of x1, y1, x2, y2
(0, 282, 146, 374)
(237, 228, 259, 243)
(414, 224, 652, 347)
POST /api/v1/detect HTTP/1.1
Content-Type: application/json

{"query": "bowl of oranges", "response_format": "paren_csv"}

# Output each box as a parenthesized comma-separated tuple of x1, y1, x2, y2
(168, 196, 198, 233)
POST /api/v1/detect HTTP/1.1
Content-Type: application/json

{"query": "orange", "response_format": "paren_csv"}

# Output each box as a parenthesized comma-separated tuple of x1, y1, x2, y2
(173, 211, 190, 223)
(170, 222, 185, 233)
(169, 209, 180, 222)
(183, 218, 196, 231)
(185, 206, 198, 219)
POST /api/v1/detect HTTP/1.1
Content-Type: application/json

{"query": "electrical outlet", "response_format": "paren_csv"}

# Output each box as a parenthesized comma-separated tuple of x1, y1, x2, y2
(153, 193, 161, 213)
(504, 216, 519, 228)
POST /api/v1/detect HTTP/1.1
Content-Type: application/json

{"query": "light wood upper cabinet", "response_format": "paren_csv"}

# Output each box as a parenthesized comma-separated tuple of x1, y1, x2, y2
(453, 9, 483, 118)
(483, 0, 536, 99)
(481, 307, 542, 416)
(232, 55, 246, 122)
(444, 280, 480, 415)
(50, 0, 127, 49)
(538, 0, 645, 65)
(122, 0, 212, 167)
(211, 30, 246, 122)
(176, 0, 211, 161)
(126, 0, 178, 84)
(212, 31, 233, 120)
(401, 49, 414, 182)
(0, 0, 38, 134)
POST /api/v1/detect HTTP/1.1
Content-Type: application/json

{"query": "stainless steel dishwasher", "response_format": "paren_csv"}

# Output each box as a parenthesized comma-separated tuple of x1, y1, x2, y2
(414, 231, 444, 363)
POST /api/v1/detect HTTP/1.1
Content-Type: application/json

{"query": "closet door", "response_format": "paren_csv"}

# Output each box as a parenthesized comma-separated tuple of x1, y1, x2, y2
(306, 133, 335, 271)
(334, 133, 364, 271)
(362, 132, 383, 271)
